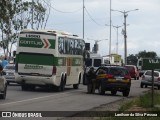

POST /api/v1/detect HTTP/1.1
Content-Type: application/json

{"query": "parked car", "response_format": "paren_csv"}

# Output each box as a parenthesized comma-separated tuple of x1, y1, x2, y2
(94, 66, 131, 97)
(124, 65, 139, 80)
(140, 70, 160, 89)
(0, 65, 7, 99)
(3, 64, 15, 85)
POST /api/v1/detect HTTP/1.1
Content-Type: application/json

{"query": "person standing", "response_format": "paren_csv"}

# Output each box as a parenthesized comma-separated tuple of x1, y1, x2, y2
(86, 67, 96, 94)
(1, 57, 8, 68)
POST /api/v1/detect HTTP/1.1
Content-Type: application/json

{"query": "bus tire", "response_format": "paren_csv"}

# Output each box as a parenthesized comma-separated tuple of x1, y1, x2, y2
(73, 84, 79, 89)
(56, 77, 65, 92)
(73, 75, 81, 89)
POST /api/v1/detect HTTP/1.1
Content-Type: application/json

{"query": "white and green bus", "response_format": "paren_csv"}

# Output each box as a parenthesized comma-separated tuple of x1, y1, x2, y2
(15, 29, 85, 91)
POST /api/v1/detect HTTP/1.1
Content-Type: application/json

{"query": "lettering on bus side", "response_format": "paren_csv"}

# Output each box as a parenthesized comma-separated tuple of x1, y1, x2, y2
(20, 40, 43, 46)
(149, 59, 159, 64)
(24, 64, 43, 69)
(26, 34, 40, 38)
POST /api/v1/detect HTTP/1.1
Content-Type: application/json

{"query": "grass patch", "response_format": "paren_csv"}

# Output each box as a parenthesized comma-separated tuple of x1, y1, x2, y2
(137, 91, 160, 109)
(118, 98, 139, 111)
(100, 91, 160, 120)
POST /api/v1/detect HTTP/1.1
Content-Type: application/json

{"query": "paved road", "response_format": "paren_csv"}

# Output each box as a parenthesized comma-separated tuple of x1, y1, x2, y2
(0, 79, 150, 119)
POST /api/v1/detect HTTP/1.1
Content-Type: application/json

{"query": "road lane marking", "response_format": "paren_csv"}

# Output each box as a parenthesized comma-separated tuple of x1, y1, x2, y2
(0, 89, 84, 106)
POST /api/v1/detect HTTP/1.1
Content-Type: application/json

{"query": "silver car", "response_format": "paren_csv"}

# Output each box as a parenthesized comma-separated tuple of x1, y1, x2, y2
(3, 64, 15, 85)
(0, 74, 7, 99)
(140, 70, 160, 89)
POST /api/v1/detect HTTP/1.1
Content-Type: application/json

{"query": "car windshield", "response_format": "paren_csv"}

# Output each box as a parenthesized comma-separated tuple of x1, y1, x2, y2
(145, 71, 159, 77)
(125, 66, 134, 71)
(109, 67, 129, 76)
(4, 65, 15, 70)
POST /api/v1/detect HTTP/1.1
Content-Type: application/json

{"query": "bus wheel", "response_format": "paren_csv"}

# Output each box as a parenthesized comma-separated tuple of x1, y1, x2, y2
(73, 75, 81, 89)
(56, 77, 65, 92)
(73, 84, 79, 89)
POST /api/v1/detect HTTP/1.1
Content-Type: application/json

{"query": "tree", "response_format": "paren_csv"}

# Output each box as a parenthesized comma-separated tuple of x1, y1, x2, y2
(0, 0, 51, 58)
(127, 54, 138, 65)
(136, 50, 157, 59)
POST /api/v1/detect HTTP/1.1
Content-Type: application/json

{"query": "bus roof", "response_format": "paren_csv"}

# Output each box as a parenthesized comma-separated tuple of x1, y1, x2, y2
(20, 29, 80, 38)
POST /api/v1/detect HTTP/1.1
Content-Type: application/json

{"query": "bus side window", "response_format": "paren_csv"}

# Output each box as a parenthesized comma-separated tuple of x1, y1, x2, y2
(58, 37, 64, 54)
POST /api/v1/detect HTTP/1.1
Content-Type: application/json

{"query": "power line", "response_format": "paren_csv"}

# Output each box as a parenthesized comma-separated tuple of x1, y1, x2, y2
(84, 7, 104, 26)
(42, 0, 82, 13)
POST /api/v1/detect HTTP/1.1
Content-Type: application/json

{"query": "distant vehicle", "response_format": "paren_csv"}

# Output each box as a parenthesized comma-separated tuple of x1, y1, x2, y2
(0, 66, 7, 99)
(83, 53, 102, 85)
(95, 66, 131, 97)
(124, 65, 139, 80)
(137, 58, 145, 77)
(3, 64, 15, 85)
(141, 70, 160, 89)
(85, 53, 102, 70)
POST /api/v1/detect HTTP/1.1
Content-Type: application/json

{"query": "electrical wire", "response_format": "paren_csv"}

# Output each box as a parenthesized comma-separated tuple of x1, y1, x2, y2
(42, 0, 82, 13)
(84, 7, 104, 26)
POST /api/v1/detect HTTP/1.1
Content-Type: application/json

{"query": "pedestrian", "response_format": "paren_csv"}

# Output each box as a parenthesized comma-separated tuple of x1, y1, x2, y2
(0, 64, 3, 75)
(1, 57, 8, 68)
(86, 67, 96, 94)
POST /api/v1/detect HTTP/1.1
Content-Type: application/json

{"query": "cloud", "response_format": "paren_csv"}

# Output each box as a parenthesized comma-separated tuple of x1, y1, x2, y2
(46, 0, 160, 58)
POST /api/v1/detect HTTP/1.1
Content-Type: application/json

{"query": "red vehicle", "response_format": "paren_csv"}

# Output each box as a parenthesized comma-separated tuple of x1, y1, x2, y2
(124, 65, 139, 80)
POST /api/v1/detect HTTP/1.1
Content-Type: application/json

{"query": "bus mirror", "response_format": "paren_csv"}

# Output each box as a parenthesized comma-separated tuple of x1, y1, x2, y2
(13, 51, 16, 56)
(85, 43, 90, 51)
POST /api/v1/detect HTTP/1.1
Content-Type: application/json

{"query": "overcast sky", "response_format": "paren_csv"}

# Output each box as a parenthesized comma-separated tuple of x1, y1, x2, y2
(45, 0, 160, 58)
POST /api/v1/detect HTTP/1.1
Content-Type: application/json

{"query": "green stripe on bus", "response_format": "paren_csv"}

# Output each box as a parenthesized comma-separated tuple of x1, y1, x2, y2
(16, 54, 54, 65)
(16, 54, 82, 66)
(19, 37, 55, 49)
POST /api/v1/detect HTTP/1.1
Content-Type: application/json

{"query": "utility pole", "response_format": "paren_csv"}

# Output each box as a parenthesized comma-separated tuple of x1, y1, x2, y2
(113, 25, 123, 55)
(124, 12, 127, 65)
(111, 9, 138, 65)
(109, 0, 112, 61)
(31, 0, 34, 29)
(83, 0, 84, 39)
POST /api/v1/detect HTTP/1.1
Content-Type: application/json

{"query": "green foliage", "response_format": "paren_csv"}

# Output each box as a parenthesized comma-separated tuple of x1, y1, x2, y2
(0, 0, 50, 56)
(127, 54, 138, 65)
(138, 91, 160, 108)
(136, 50, 157, 59)
(101, 92, 160, 120)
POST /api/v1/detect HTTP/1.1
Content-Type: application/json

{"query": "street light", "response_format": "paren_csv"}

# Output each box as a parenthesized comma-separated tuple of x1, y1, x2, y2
(112, 25, 123, 55)
(112, 9, 139, 65)
(87, 38, 108, 54)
